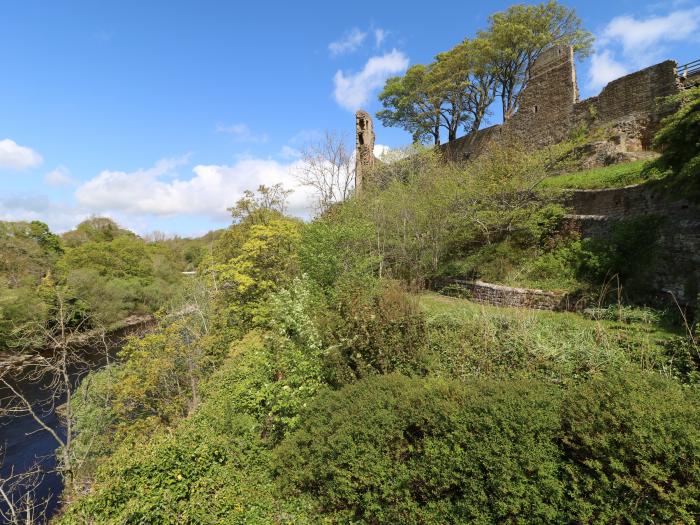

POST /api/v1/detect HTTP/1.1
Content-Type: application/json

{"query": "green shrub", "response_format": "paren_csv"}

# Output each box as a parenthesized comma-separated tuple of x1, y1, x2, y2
(321, 281, 429, 386)
(275, 374, 564, 524)
(561, 368, 700, 523)
(277, 371, 700, 524)
(655, 86, 700, 173)
(512, 203, 568, 247)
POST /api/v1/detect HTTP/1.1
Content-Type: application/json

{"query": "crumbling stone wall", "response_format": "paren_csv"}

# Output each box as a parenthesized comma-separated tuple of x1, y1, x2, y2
(563, 185, 700, 306)
(355, 110, 376, 194)
(441, 124, 502, 162)
(503, 45, 579, 147)
(436, 278, 575, 311)
(434, 46, 680, 161)
(571, 60, 680, 149)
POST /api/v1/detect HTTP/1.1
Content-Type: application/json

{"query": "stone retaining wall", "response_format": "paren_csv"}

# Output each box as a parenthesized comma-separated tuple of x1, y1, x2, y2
(435, 278, 577, 311)
(565, 183, 697, 218)
(563, 184, 700, 305)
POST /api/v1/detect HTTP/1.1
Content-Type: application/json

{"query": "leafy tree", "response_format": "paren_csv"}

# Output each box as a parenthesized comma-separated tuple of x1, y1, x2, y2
(377, 64, 444, 145)
(429, 37, 498, 141)
(62, 216, 135, 248)
(480, 0, 593, 120)
(228, 183, 292, 225)
(209, 217, 301, 326)
(440, 37, 498, 137)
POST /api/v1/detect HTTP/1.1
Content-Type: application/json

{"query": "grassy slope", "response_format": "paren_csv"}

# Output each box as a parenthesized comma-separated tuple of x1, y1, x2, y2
(419, 292, 680, 351)
(419, 288, 688, 384)
(445, 159, 671, 293)
(417, 292, 685, 384)
(540, 159, 650, 190)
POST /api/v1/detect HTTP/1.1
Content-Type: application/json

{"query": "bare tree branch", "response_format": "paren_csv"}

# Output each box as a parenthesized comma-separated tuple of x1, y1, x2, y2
(296, 131, 356, 214)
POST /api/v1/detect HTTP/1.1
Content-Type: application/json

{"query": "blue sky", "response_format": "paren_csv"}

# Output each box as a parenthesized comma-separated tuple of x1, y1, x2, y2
(1, 0, 698, 236)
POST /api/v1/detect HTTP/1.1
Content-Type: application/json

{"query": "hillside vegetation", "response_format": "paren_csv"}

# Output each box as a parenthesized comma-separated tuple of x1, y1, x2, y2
(0, 217, 217, 353)
(51, 86, 700, 524)
(2, 4, 697, 523)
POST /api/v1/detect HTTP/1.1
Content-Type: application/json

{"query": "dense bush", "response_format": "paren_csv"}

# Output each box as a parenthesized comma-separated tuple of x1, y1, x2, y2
(276, 374, 564, 524)
(61, 400, 313, 524)
(561, 369, 700, 523)
(276, 370, 700, 524)
(321, 281, 429, 386)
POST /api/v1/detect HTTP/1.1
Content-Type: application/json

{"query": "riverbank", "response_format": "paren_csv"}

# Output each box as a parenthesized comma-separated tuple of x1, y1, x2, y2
(0, 314, 155, 371)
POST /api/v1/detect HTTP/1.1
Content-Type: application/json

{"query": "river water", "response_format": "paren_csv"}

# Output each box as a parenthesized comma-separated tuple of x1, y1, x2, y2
(0, 373, 66, 520)
(0, 319, 153, 522)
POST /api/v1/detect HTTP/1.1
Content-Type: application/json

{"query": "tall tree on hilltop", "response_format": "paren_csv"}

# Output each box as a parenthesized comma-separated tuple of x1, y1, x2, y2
(377, 65, 445, 145)
(431, 37, 498, 141)
(480, 0, 593, 121)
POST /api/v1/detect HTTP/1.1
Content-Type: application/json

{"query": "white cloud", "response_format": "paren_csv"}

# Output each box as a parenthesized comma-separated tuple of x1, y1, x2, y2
(588, 6, 700, 90)
(333, 49, 409, 111)
(44, 166, 74, 187)
(374, 28, 387, 47)
(280, 145, 301, 159)
(373, 144, 391, 158)
(588, 50, 628, 91)
(329, 28, 367, 56)
(599, 7, 700, 62)
(0, 139, 43, 170)
(216, 123, 268, 143)
(75, 155, 316, 220)
(0, 196, 88, 232)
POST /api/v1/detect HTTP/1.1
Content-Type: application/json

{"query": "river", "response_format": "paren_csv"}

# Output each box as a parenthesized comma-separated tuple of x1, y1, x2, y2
(0, 316, 154, 522)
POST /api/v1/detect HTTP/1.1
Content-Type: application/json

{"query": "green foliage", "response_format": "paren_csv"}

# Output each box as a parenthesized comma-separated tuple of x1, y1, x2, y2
(351, 143, 552, 285)
(299, 215, 378, 295)
(654, 86, 700, 174)
(59, 235, 183, 326)
(62, 279, 328, 523)
(512, 203, 568, 247)
(62, 216, 136, 248)
(208, 216, 301, 327)
(560, 368, 700, 523)
(579, 215, 664, 287)
(540, 159, 653, 190)
(377, 64, 443, 145)
(276, 374, 564, 524)
(322, 281, 428, 386)
(61, 408, 312, 524)
(277, 370, 700, 524)
(0, 221, 61, 349)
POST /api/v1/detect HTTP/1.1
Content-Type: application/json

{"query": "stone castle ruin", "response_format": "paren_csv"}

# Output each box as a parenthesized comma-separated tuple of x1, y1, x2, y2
(355, 110, 376, 195)
(354, 47, 700, 310)
(356, 44, 687, 185)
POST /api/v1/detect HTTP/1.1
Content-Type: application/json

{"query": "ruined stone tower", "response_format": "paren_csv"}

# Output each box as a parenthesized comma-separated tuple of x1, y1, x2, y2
(503, 44, 579, 147)
(355, 110, 375, 194)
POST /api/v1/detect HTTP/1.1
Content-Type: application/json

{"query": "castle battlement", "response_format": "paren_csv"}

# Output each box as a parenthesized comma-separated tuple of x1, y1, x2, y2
(357, 46, 683, 182)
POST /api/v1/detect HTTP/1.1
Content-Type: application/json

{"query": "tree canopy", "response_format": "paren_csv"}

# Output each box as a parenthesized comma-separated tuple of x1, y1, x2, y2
(378, 1, 593, 144)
